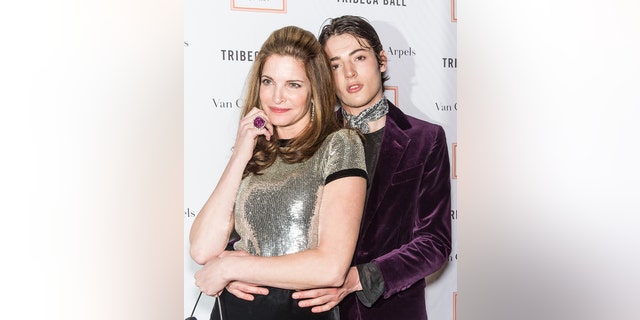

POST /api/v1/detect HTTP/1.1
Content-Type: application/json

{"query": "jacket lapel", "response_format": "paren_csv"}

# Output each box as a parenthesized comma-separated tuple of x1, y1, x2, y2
(360, 107, 411, 236)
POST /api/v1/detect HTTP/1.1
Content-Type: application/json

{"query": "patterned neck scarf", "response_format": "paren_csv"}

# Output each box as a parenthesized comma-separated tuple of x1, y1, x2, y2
(341, 98, 389, 134)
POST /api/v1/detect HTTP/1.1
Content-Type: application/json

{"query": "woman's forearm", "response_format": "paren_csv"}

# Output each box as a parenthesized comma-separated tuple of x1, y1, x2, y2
(189, 155, 248, 264)
(222, 176, 366, 289)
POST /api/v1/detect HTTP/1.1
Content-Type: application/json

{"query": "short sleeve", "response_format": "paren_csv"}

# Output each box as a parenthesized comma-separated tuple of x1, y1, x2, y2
(321, 129, 367, 184)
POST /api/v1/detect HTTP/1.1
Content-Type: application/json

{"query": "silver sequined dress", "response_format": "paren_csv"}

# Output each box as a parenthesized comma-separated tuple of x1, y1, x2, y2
(233, 129, 367, 257)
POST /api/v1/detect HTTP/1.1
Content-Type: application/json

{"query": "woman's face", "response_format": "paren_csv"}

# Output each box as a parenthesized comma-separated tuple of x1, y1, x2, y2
(259, 54, 311, 139)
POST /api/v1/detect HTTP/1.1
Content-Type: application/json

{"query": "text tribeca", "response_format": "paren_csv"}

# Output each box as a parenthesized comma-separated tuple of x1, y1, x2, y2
(221, 49, 260, 62)
(338, 0, 407, 6)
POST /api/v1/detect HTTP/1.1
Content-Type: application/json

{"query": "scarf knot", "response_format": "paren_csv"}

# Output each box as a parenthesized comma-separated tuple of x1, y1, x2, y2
(341, 98, 389, 133)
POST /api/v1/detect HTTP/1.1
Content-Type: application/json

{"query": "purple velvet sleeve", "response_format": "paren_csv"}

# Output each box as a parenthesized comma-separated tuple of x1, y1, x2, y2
(372, 126, 452, 299)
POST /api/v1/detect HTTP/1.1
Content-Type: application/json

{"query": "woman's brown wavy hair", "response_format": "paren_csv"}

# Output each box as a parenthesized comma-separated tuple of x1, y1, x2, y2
(241, 26, 340, 177)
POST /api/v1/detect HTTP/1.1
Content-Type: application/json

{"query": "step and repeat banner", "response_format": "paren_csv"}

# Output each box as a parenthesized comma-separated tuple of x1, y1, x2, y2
(184, 1, 457, 319)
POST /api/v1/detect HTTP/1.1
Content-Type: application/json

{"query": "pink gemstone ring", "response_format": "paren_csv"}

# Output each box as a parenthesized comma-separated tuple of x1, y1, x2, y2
(253, 116, 266, 129)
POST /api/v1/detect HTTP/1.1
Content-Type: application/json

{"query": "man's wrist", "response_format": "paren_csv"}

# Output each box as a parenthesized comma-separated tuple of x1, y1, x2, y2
(347, 266, 362, 293)
(354, 263, 385, 307)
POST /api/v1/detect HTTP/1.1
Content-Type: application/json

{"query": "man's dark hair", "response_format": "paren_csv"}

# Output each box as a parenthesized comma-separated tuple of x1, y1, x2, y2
(319, 15, 390, 85)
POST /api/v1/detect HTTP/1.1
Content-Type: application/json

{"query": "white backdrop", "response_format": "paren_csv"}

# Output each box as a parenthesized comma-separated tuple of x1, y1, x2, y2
(184, 0, 457, 319)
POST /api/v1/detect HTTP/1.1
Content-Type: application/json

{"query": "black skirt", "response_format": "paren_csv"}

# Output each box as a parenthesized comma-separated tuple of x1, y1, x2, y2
(210, 287, 339, 320)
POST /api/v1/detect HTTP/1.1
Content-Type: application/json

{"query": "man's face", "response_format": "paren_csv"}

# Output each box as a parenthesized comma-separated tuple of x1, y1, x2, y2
(323, 34, 387, 115)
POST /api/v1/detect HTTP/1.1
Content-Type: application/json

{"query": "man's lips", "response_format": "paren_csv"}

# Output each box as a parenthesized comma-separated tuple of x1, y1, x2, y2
(347, 84, 362, 93)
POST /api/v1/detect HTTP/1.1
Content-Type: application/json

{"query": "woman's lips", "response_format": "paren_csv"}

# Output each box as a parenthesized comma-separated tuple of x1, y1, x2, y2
(269, 106, 289, 113)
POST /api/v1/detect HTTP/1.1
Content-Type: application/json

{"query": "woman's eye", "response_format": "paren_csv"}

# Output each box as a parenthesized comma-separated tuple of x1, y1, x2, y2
(261, 78, 272, 85)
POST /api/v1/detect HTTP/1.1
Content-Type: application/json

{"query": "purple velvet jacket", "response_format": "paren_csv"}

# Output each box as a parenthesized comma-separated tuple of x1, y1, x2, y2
(338, 102, 452, 320)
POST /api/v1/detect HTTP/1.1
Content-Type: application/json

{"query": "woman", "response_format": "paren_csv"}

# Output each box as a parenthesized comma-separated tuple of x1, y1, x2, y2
(189, 26, 368, 320)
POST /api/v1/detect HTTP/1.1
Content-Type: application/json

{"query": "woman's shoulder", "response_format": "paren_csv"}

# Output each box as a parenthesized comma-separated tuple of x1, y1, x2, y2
(316, 128, 367, 174)
(325, 128, 363, 145)
(318, 128, 365, 158)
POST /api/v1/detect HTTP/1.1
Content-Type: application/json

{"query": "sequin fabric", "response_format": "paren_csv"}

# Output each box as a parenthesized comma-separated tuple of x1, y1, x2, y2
(234, 129, 366, 257)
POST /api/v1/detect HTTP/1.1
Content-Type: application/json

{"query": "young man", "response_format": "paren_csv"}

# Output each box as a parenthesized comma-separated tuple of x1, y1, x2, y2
(291, 15, 452, 320)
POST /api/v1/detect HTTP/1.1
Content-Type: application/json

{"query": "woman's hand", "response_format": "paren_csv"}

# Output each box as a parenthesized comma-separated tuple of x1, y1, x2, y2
(232, 108, 274, 162)
(194, 250, 270, 299)
(194, 256, 228, 297)
(217, 250, 270, 300)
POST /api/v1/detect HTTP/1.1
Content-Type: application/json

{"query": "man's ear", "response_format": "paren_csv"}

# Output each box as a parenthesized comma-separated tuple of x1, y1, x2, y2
(379, 50, 388, 73)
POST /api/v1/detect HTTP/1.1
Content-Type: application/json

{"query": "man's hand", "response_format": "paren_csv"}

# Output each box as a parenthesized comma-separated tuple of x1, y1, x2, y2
(226, 281, 269, 301)
(292, 287, 348, 313)
(292, 267, 361, 313)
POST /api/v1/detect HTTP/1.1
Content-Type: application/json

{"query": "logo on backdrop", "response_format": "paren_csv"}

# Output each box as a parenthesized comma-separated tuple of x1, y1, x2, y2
(387, 46, 416, 59)
(212, 97, 243, 109)
(442, 57, 457, 68)
(221, 49, 260, 62)
(337, 0, 408, 7)
(231, 0, 286, 13)
(435, 102, 456, 112)
(184, 208, 196, 218)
